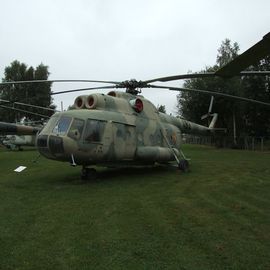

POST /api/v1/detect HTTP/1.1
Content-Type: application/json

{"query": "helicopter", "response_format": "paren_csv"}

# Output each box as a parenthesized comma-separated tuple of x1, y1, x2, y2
(1, 134, 36, 150)
(0, 102, 53, 150)
(0, 121, 41, 149)
(0, 32, 270, 179)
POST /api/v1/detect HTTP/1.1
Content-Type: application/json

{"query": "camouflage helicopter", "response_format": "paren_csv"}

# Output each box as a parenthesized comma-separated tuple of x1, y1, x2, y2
(0, 101, 53, 150)
(0, 120, 41, 149)
(0, 32, 270, 179)
(2, 135, 36, 150)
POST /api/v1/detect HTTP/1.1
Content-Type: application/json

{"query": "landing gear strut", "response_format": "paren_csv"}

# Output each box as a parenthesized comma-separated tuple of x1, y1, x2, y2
(81, 167, 97, 180)
(160, 129, 190, 172)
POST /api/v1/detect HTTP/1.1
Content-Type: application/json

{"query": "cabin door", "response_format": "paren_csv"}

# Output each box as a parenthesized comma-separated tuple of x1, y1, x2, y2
(112, 122, 136, 160)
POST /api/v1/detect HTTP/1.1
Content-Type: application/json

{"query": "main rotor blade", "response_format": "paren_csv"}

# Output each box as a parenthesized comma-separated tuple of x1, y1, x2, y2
(0, 79, 120, 86)
(144, 73, 216, 83)
(144, 71, 270, 84)
(51, 85, 117, 95)
(0, 99, 58, 112)
(136, 70, 270, 83)
(0, 104, 51, 118)
(144, 33, 270, 84)
(149, 84, 270, 107)
(216, 32, 270, 77)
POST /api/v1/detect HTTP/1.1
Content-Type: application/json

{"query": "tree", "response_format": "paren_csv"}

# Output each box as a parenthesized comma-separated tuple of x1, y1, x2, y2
(177, 39, 270, 143)
(157, 104, 166, 113)
(0, 60, 55, 122)
(241, 56, 270, 137)
(177, 39, 245, 143)
(216, 39, 239, 67)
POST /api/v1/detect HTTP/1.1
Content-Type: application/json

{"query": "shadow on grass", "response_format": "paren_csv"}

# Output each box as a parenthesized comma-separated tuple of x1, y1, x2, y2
(99, 165, 176, 180)
(0, 147, 37, 152)
(51, 164, 180, 186)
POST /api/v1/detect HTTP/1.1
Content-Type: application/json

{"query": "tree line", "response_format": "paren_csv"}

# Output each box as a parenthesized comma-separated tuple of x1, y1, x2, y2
(0, 60, 55, 123)
(176, 39, 270, 144)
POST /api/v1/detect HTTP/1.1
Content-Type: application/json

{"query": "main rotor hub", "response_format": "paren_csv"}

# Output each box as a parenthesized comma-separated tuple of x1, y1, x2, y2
(117, 79, 148, 95)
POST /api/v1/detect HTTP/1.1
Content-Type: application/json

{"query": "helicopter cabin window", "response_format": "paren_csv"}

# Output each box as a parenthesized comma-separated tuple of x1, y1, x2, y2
(84, 119, 105, 143)
(52, 116, 72, 135)
(68, 118, 85, 140)
(41, 115, 60, 134)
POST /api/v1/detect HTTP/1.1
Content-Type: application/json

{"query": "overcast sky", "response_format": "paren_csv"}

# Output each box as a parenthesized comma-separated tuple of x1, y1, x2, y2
(1, 0, 269, 114)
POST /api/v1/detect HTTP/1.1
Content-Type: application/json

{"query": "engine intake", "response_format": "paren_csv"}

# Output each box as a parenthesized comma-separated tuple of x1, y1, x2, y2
(74, 95, 88, 109)
(129, 98, 143, 113)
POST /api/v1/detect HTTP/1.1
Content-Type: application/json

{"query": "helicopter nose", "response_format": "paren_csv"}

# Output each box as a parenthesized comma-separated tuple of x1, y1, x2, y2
(37, 134, 64, 158)
(48, 135, 64, 155)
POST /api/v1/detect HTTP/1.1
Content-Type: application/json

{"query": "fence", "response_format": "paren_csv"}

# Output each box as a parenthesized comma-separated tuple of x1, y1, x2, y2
(183, 134, 270, 151)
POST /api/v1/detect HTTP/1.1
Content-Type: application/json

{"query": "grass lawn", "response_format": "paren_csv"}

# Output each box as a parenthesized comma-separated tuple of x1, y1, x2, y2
(0, 144, 269, 270)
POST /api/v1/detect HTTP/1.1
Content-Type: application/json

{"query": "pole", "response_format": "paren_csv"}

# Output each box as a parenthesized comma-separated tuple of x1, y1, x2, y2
(233, 110, 237, 146)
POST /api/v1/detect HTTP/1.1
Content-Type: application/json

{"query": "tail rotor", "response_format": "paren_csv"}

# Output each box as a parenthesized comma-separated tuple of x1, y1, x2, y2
(201, 96, 218, 129)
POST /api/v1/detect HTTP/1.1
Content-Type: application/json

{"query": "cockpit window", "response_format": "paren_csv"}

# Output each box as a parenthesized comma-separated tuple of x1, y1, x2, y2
(52, 116, 72, 135)
(84, 119, 105, 142)
(41, 115, 60, 134)
(68, 118, 84, 140)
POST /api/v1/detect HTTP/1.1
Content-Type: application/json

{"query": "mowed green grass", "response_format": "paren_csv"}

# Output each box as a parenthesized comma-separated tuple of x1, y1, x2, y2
(0, 145, 269, 270)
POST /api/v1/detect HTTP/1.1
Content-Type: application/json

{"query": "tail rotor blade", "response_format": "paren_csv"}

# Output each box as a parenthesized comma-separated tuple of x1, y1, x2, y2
(201, 114, 209, 120)
(208, 96, 214, 113)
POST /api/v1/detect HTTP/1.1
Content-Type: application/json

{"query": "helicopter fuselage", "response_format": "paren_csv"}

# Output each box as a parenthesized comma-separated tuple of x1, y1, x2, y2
(36, 91, 212, 167)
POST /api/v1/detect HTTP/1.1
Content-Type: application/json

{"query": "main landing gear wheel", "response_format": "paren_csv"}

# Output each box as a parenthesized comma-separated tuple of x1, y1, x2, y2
(178, 159, 189, 172)
(81, 167, 97, 180)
